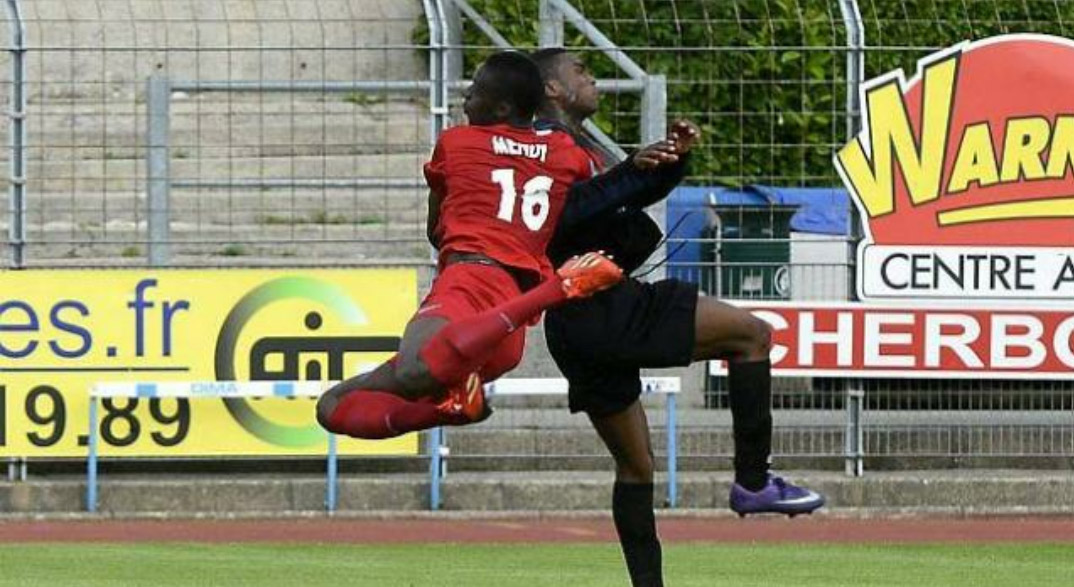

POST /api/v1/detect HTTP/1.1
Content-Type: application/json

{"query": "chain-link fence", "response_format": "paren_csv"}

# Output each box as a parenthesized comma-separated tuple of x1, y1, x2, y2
(1, 0, 1071, 471)
(849, 0, 1074, 467)
(441, 0, 1073, 471)
(2, 0, 434, 267)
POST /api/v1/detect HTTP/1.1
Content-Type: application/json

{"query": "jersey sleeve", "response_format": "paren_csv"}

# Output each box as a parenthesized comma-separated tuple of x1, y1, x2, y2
(423, 136, 448, 195)
(558, 152, 689, 233)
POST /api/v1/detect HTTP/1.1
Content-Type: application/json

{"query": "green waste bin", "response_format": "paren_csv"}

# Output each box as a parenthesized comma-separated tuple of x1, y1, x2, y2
(708, 205, 796, 300)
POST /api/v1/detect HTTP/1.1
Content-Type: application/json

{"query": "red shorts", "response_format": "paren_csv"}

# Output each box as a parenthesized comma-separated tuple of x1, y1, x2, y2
(415, 262, 526, 382)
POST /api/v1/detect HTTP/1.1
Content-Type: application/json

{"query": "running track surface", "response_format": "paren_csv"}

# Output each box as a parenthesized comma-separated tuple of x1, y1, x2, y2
(2, 516, 1073, 543)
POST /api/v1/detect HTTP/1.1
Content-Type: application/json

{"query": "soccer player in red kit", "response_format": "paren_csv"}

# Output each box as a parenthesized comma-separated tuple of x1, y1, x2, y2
(315, 51, 623, 439)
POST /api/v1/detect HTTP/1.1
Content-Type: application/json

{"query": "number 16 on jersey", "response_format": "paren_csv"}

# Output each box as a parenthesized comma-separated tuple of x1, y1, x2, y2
(491, 168, 553, 231)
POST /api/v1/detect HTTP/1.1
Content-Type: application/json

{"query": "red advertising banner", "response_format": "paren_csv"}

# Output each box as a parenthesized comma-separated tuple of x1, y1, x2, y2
(834, 35, 1074, 304)
(712, 302, 1074, 380)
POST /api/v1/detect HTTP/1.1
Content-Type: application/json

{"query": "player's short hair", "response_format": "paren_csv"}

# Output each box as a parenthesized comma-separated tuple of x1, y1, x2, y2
(478, 51, 544, 119)
(530, 47, 569, 82)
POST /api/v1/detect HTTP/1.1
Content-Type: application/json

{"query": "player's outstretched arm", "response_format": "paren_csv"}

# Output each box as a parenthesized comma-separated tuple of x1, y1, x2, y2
(559, 144, 689, 231)
(631, 139, 681, 169)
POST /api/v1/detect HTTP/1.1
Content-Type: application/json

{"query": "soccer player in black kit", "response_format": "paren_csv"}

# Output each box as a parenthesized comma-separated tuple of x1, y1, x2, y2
(534, 48, 825, 587)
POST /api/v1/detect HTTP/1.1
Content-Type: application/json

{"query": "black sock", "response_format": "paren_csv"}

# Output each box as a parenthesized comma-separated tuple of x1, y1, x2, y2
(727, 358, 772, 491)
(612, 482, 663, 587)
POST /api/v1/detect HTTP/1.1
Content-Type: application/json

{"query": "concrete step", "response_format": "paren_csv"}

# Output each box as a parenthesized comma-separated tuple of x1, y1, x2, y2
(13, 127, 427, 161)
(3, 470, 1073, 514)
(23, 222, 424, 242)
(440, 419, 1074, 467)
(19, 188, 429, 228)
(16, 224, 430, 261)
(12, 251, 436, 271)
(27, 93, 427, 116)
(21, 153, 425, 192)
(20, 0, 425, 91)
(15, 238, 433, 266)
(10, 104, 430, 160)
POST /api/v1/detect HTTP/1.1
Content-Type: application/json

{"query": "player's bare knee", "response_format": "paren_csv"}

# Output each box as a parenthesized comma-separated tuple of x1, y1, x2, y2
(746, 315, 773, 359)
(393, 360, 418, 388)
(617, 452, 654, 484)
(315, 391, 340, 431)
(393, 357, 437, 396)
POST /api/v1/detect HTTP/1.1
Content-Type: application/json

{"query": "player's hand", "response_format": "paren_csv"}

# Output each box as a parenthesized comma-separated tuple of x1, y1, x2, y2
(668, 119, 701, 154)
(632, 140, 679, 170)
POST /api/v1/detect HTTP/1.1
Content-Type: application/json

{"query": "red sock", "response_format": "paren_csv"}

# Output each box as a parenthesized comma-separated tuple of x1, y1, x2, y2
(326, 390, 441, 439)
(419, 278, 565, 386)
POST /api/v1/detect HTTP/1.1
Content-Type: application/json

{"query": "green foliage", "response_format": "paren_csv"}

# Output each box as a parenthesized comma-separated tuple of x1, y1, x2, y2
(259, 211, 351, 225)
(357, 213, 385, 225)
(218, 244, 248, 257)
(415, 0, 1071, 187)
(342, 93, 385, 107)
(308, 210, 349, 225)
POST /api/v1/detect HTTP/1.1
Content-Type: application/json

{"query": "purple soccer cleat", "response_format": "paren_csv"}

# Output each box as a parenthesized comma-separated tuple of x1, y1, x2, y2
(729, 474, 825, 518)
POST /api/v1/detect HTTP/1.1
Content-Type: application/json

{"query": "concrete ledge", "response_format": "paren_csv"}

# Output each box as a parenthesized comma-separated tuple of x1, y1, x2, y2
(2, 471, 1073, 516)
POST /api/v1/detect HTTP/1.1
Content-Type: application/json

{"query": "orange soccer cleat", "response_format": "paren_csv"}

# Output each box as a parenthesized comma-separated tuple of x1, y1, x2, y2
(435, 372, 490, 426)
(556, 251, 624, 299)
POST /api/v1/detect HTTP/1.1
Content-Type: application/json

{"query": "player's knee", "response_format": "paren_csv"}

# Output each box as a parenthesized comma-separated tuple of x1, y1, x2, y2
(315, 388, 342, 432)
(616, 451, 655, 484)
(746, 314, 773, 358)
(394, 360, 424, 391)
(394, 357, 437, 395)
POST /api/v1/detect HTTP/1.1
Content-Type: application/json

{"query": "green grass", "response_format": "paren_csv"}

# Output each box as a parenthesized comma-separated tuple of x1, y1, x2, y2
(0, 543, 1070, 587)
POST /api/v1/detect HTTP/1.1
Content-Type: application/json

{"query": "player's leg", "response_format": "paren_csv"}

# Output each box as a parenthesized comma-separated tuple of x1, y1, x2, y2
(546, 286, 671, 586)
(317, 261, 536, 438)
(392, 252, 621, 424)
(691, 298, 772, 491)
(691, 297, 824, 516)
(319, 254, 621, 438)
(417, 252, 623, 388)
(589, 400, 664, 587)
(316, 315, 448, 438)
(691, 297, 771, 362)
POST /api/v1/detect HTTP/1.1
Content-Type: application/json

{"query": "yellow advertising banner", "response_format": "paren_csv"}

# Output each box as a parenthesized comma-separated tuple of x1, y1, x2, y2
(0, 269, 417, 457)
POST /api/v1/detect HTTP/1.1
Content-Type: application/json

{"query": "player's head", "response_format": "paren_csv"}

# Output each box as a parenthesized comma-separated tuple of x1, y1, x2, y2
(530, 48, 600, 120)
(463, 51, 544, 126)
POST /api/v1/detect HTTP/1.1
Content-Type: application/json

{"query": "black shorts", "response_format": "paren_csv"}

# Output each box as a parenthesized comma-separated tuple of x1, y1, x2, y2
(544, 278, 698, 418)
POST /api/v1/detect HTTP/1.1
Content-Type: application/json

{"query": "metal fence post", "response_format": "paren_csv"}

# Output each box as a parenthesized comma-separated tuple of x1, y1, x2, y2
(87, 397, 99, 512)
(839, 0, 866, 243)
(665, 393, 677, 508)
(5, 0, 27, 268)
(641, 74, 668, 279)
(839, 1, 867, 474)
(428, 426, 444, 510)
(538, 0, 564, 48)
(423, 0, 446, 145)
(325, 433, 338, 513)
(838, 0, 865, 141)
(640, 74, 667, 148)
(844, 381, 864, 477)
(146, 75, 171, 267)
(439, 0, 464, 85)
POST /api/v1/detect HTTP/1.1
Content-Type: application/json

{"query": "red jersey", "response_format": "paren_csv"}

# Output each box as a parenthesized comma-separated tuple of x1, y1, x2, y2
(424, 124, 594, 281)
